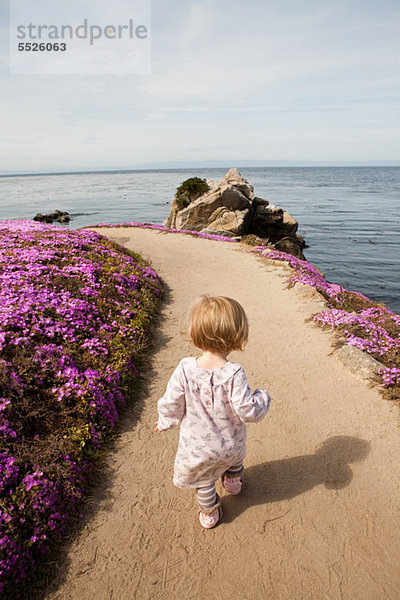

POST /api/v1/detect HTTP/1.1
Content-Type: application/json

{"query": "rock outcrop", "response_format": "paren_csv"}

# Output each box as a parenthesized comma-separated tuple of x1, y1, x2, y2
(34, 210, 70, 224)
(164, 168, 306, 258)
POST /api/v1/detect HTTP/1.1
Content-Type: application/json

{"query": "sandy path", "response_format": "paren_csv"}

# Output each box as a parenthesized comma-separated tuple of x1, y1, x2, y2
(46, 228, 400, 600)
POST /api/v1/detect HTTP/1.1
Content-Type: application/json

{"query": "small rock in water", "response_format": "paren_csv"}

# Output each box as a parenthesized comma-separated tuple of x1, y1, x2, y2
(34, 210, 70, 224)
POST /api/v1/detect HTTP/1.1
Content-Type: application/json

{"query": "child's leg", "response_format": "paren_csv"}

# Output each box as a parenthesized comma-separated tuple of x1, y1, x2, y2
(222, 461, 243, 495)
(196, 483, 217, 511)
(225, 461, 244, 477)
(196, 483, 222, 529)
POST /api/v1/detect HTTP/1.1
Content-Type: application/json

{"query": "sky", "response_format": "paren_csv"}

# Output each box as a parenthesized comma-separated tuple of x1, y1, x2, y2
(0, 0, 399, 173)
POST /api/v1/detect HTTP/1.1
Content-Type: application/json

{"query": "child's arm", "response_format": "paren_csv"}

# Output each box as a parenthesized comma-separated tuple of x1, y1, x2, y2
(156, 362, 186, 432)
(230, 368, 271, 423)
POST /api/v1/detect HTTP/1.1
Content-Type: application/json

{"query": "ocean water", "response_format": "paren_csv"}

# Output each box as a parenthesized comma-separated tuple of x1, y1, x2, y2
(0, 167, 399, 313)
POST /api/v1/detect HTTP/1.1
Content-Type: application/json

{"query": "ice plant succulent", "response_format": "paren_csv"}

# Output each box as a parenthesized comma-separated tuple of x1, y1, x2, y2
(0, 220, 162, 596)
(253, 246, 400, 399)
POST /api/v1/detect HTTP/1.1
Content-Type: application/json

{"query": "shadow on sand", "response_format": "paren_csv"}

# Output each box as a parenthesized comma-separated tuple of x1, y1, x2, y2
(222, 435, 371, 523)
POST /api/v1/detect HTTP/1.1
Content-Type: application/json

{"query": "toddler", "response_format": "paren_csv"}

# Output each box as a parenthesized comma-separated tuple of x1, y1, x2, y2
(155, 295, 271, 528)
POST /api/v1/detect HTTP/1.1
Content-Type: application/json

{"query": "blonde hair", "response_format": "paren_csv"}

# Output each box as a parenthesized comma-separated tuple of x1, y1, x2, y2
(188, 295, 248, 353)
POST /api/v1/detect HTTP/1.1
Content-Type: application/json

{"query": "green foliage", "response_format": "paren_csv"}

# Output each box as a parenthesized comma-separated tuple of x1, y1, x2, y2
(175, 177, 210, 210)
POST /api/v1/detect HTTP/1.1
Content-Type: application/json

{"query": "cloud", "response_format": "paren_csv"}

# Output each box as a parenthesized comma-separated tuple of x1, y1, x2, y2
(0, 0, 399, 171)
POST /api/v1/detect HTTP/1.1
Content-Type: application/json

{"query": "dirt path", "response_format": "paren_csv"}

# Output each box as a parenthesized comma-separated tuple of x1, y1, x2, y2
(46, 228, 400, 600)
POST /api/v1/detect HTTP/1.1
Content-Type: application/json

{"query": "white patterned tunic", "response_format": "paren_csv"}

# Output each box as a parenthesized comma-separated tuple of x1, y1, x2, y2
(157, 357, 271, 488)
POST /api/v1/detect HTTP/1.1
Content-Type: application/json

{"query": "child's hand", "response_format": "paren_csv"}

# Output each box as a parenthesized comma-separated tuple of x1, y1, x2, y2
(154, 421, 161, 433)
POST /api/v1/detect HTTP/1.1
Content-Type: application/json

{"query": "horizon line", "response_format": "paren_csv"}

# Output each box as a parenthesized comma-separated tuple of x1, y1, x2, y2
(1, 161, 400, 178)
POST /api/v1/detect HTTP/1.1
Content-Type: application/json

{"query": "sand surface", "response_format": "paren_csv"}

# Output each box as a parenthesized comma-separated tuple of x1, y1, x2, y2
(46, 227, 400, 600)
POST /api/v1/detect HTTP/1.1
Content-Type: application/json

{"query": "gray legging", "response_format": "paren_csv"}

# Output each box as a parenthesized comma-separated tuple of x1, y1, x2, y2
(196, 462, 243, 510)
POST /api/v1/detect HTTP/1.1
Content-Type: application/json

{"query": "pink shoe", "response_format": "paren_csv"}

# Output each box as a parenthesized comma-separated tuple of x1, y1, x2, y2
(222, 475, 243, 495)
(198, 500, 222, 529)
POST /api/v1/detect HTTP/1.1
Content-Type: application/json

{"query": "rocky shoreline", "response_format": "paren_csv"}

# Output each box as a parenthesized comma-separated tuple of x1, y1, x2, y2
(164, 168, 306, 258)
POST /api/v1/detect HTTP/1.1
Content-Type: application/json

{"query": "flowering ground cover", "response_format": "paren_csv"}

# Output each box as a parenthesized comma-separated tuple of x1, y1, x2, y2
(0, 220, 162, 598)
(253, 246, 400, 401)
